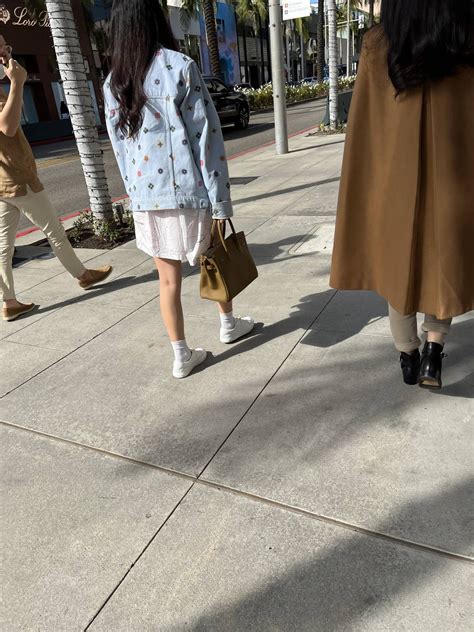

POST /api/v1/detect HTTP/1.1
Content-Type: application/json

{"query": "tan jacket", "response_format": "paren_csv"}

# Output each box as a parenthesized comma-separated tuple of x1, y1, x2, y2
(330, 27, 474, 319)
(0, 92, 44, 198)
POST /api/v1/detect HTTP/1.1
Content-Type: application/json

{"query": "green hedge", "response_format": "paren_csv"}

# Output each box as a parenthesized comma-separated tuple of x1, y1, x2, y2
(237, 76, 357, 111)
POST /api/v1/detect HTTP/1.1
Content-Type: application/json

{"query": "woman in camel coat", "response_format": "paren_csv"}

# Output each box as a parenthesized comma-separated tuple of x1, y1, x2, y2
(330, 0, 474, 389)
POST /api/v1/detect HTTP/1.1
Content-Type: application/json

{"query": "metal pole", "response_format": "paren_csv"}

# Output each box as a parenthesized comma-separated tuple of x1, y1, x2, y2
(269, 0, 288, 154)
(346, 0, 351, 75)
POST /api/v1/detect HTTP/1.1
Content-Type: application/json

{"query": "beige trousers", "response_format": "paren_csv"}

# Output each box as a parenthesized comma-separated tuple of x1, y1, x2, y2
(0, 188, 85, 301)
(388, 304, 452, 353)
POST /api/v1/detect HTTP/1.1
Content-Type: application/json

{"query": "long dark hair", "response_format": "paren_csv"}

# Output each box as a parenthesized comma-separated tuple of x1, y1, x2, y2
(109, 0, 179, 138)
(381, 0, 474, 93)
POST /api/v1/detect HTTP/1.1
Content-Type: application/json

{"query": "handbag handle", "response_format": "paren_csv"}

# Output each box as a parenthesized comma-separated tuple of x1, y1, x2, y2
(211, 219, 237, 252)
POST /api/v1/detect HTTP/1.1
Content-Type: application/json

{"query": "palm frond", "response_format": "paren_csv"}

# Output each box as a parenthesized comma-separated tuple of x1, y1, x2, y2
(294, 16, 310, 39)
(235, 0, 267, 24)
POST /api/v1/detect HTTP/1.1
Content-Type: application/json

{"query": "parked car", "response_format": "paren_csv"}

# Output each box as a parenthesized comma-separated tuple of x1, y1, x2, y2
(299, 76, 319, 85)
(324, 64, 348, 78)
(301, 65, 348, 84)
(203, 76, 251, 129)
(234, 82, 252, 90)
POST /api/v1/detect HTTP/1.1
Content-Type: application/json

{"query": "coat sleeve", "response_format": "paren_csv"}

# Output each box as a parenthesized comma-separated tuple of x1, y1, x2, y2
(180, 61, 233, 219)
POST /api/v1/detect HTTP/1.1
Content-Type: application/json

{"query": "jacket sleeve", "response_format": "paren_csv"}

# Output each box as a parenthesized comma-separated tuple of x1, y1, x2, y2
(180, 61, 233, 219)
(103, 82, 127, 185)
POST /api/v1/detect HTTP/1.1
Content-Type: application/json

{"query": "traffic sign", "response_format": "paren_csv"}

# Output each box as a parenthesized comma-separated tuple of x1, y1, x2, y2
(282, 0, 311, 21)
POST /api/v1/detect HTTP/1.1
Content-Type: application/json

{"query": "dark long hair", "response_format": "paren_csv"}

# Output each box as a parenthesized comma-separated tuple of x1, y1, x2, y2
(109, 0, 179, 138)
(381, 0, 474, 93)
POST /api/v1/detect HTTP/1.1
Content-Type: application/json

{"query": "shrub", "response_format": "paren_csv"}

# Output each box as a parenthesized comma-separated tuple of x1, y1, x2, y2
(237, 76, 357, 111)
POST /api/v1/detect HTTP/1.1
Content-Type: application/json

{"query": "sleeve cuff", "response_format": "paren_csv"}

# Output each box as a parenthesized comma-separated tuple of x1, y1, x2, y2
(211, 200, 233, 219)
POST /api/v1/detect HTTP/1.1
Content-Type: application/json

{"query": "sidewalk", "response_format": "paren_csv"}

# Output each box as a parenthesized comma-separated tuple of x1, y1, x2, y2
(1, 131, 472, 631)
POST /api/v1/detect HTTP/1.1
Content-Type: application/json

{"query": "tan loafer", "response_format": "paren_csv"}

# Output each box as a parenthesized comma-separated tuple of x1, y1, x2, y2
(2, 303, 37, 322)
(79, 265, 113, 290)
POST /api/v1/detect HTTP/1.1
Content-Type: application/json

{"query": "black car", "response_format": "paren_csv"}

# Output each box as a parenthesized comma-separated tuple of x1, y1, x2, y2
(203, 76, 250, 129)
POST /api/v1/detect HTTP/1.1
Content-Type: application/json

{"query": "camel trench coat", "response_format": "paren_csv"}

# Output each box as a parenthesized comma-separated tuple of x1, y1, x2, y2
(330, 27, 474, 319)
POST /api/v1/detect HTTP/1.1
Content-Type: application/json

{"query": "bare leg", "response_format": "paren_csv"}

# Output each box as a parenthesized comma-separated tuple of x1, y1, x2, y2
(217, 300, 233, 315)
(426, 331, 446, 345)
(423, 314, 452, 347)
(153, 257, 184, 342)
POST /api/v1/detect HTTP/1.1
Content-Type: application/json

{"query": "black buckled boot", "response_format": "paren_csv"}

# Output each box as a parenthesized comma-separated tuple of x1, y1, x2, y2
(419, 342, 446, 389)
(399, 350, 421, 385)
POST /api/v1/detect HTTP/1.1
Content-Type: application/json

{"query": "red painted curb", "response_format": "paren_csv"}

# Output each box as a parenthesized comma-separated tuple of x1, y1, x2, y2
(17, 125, 318, 239)
(30, 128, 108, 147)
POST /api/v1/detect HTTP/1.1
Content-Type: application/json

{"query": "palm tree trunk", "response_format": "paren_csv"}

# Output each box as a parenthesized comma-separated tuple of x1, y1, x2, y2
(327, 0, 338, 128)
(202, 0, 221, 77)
(45, 0, 113, 224)
(241, 20, 249, 82)
(317, 0, 325, 82)
(368, 0, 375, 28)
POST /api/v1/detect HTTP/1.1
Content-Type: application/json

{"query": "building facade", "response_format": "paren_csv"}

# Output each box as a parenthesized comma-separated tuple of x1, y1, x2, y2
(0, 0, 103, 142)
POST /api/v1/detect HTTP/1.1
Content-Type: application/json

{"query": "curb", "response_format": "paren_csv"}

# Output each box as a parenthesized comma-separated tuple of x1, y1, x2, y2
(250, 95, 327, 115)
(30, 127, 108, 148)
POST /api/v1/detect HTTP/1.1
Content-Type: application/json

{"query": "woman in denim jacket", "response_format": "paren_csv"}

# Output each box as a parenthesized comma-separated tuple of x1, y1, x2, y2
(105, 0, 254, 378)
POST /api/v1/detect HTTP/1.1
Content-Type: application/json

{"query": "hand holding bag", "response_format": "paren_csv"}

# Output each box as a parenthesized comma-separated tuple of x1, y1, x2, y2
(200, 219, 258, 302)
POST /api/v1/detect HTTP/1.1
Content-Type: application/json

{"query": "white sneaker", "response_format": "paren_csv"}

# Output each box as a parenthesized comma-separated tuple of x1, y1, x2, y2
(173, 348, 208, 379)
(220, 316, 255, 344)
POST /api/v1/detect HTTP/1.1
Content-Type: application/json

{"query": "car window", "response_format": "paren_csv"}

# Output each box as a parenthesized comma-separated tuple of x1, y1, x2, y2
(204, 79, 214, 92)
(212, 79, 229, 94)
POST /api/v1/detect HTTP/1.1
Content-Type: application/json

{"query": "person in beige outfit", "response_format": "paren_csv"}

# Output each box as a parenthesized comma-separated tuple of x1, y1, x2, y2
(0, 35, 112, 322)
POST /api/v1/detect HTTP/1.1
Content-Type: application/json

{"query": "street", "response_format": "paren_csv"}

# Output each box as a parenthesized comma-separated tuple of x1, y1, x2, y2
(23, 100, 327, 233)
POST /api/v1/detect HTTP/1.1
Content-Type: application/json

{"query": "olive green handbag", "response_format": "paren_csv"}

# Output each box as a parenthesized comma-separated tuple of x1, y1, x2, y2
(200, 219, 258, 302)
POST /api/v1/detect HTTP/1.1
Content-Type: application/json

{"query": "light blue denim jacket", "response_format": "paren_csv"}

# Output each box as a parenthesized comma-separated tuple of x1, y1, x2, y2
(103, 48, 233, 219)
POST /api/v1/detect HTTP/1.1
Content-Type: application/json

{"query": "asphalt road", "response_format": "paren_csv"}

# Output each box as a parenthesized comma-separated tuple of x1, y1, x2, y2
(22, 99, 326, 232)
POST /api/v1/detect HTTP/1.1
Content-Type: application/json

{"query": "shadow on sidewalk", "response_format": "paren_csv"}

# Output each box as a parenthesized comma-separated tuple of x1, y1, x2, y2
(185, 479, 472, 631)
(289, 138, 346, 153)
(431, 370, 474, 400)
(208, 292, 472, 400)
(234, 177, 340, 206)
(33, 271, 159, 315)
(208, 290, 387, 370)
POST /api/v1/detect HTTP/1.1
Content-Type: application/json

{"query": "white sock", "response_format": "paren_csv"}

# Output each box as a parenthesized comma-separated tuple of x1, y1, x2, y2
(220, 311, 235, 330)
(171, 339, 191, 363)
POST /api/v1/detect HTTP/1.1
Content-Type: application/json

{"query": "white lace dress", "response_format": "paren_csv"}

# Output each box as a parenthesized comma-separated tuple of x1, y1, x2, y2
(133, 208, 212, 266)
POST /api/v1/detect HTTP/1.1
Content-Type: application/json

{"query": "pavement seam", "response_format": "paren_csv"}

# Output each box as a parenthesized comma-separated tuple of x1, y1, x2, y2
(0, 293, 159, 399)
(2, 419, 472, 566)
(83, 483, 197, 630)
(194, 290, 339, 482)
(0, 338, 62, 352)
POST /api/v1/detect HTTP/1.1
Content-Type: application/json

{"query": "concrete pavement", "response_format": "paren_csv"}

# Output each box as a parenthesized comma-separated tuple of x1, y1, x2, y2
(1, 130, 473, 631)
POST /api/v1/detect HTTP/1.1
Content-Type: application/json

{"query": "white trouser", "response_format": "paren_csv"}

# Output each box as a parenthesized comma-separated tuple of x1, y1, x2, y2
(0, 188, 85, 300)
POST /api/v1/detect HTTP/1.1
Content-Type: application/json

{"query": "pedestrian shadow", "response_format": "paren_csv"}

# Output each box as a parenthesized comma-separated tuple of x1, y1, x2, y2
(208, 292, 473, 399)
(32, 271, 159, 315)
(208, 289, 387, 370)
(184, 479, 472, 631)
